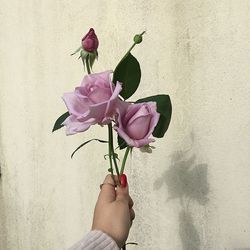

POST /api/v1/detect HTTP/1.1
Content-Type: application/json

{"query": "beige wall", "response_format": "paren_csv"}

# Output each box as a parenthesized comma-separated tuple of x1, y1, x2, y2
(1, 1, 250, 249)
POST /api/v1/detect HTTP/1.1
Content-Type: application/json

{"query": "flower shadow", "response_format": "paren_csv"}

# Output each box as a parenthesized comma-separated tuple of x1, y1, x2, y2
(179, 210, 201, 250)
(154, 150, 209, 250)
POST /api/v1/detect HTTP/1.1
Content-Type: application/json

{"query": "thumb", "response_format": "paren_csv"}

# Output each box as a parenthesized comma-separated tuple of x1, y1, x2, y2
(98, 174, 116, 203)
(116, 174, 129, 203)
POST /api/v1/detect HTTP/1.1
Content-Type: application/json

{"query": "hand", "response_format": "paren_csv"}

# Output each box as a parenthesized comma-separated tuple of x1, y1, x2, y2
(92, 174, 135, 248)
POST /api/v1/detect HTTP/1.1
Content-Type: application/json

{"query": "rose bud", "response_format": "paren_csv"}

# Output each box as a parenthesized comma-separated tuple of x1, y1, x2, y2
(62, 71, 122, 135)
(114, 102, 160, 148)
(133, 31, 146, 44)
(81, 28, 99, 52)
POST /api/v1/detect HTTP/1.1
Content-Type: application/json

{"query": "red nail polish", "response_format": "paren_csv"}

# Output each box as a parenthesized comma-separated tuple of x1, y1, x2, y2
(120, 174, 127, 188)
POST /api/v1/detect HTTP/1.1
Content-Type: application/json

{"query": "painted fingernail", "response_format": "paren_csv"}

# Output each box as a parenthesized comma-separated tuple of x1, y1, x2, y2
(120, 174, 127, 188)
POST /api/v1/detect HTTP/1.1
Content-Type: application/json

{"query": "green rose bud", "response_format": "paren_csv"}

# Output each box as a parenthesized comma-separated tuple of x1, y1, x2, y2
(133, 34, 142, 44)
(133, 31, 146, 44)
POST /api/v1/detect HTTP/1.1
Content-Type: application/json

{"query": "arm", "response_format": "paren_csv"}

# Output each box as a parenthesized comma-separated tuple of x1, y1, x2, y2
(68, 230, 119, 250)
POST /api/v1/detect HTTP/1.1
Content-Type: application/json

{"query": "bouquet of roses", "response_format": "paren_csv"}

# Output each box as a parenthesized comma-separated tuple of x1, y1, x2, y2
(52, 28, 172, 185)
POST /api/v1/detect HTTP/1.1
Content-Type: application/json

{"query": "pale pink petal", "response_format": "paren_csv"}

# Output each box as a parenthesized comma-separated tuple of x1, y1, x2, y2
(88, 102, 108, 123)
(123, 104, 142, 124)
(62, 115, 96, 135)
(127, 104, 150, 127)
(62, 92, 90, 116)
(144, 102, 160, 138)
(81, 71, 112, 86)
(115, 126, 154, 147)
(105, 82, 122, 118)
(88, 87, 112, 103)
(126, 115, 151, 140)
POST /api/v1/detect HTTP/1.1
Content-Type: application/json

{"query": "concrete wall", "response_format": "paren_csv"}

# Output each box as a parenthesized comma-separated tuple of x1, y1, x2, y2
(0, 1, 250, 249)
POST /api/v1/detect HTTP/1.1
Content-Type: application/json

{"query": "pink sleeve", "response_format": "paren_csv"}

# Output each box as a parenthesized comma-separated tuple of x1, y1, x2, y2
(68, 230, 120, 250)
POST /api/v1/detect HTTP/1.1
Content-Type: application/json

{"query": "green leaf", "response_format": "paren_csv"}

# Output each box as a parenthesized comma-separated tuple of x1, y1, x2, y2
(113, 53, 141, 99)
(71, 46, 82, 56)
(136, 95, 172, 138)
(118, 135, 128, 150)
(52, 112, 70, 132)
(71, 139, 108, 159)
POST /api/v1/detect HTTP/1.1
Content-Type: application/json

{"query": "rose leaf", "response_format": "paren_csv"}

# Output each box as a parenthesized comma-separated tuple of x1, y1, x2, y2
(52, 112, 70, 132)
(113, 53, 141, 100)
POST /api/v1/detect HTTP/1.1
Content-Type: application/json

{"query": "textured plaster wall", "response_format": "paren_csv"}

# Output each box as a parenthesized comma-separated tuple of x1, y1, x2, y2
(0, 1, 250, 250)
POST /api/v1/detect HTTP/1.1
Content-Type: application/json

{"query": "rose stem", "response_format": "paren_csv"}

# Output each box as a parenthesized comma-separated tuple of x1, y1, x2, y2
(86, 54, 91, 74)
(108, 123, 121, 185)
(85, 56, 114, 180)
(120, 146, 131, 175)
(121, 31, 146, 61)
(107, 126, 115, 180)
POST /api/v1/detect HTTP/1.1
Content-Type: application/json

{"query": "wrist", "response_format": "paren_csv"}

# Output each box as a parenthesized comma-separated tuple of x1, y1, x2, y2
(90, 230, 120, 249)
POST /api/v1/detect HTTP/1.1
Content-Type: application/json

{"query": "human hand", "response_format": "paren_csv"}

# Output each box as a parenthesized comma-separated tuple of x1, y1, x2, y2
(92, 174, 135, 248)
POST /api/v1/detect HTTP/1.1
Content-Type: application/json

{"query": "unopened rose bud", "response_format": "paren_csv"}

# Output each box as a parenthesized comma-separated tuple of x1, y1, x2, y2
(82, 28, 99, 52)
(114, 101, 160, 148)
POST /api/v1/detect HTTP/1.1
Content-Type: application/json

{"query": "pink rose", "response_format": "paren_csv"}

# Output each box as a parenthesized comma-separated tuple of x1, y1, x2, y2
(114, 102, 160, 148)
(62, 71, 122, 135)
(82, 28, 99, 52)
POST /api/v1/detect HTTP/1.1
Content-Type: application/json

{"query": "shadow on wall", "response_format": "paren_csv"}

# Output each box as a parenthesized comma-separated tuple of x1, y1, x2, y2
(154, 150, 209, 250)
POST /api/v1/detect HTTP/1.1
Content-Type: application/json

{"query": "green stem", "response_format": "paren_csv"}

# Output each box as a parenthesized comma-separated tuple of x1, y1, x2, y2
(108, 123, 120, 184)
(119, 31, 146, 62)
(107, 126, 114, 179)
(125, 43, 136, 57)
(120, 147, 131, 175)
(86, 54, 91, 74)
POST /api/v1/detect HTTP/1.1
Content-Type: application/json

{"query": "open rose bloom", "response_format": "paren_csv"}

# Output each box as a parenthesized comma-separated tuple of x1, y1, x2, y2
(114, 102, 160, 147)
(62, 70, 160, 148)
(62, 71, 122, 135)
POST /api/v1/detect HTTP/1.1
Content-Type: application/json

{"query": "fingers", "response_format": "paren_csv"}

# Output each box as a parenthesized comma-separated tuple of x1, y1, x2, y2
(98, 174, 116, 203)
(98, 174, 134, 207)
(128, 195, 134, 209)
(130, 208, 135, 221)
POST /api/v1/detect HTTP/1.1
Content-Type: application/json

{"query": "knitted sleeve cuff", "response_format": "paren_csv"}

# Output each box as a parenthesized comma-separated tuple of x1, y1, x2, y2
(68, 230, 120, 250)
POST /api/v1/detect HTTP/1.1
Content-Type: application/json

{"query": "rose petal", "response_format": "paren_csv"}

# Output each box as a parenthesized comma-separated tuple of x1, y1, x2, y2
(88, 87, 112, 103)
(143, 102, 160, 138)
(62, 92, 90, 117)
(81, 71, 112, 87)
(127, 104, 151, 127)
(105, 82, 123, 118)
(88, 102, 108, 123)
(63, 115, 96, 135)
(126, 114, 151, 140)
(115, 126, 154, 147)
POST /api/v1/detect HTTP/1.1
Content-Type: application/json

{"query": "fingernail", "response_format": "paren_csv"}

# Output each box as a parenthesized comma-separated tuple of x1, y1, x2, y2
(120, 174, 127, 188)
